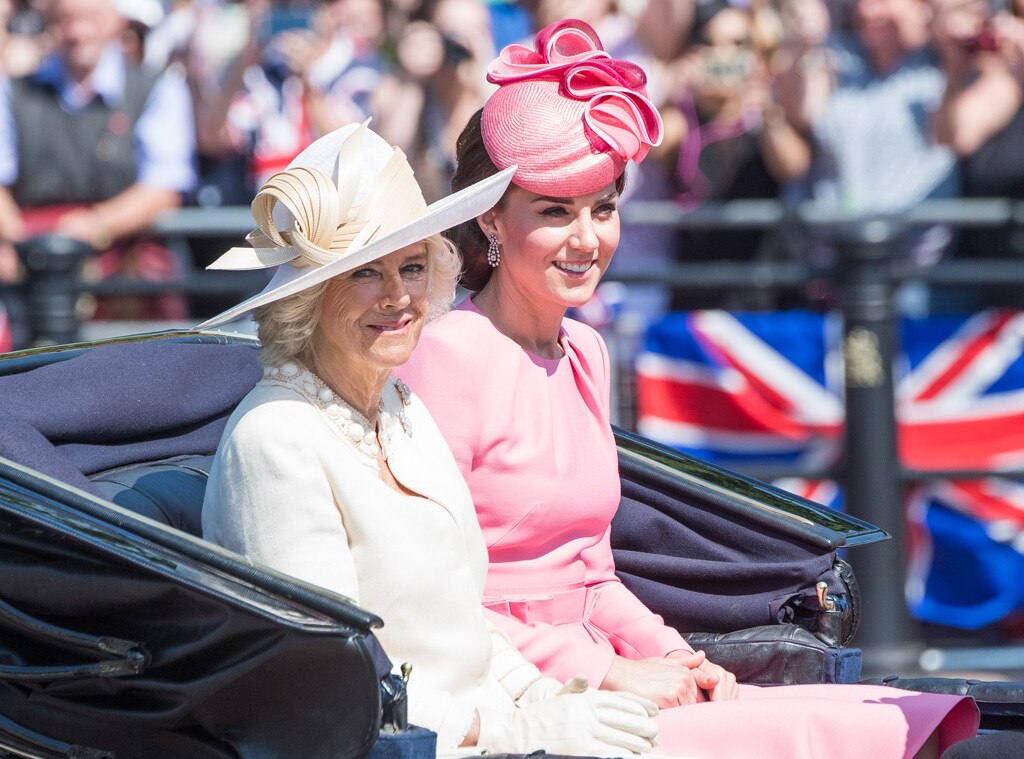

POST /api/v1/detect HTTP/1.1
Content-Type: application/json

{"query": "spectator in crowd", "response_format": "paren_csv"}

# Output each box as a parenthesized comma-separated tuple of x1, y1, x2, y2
(145, 0, 253, 209)
(0, 0, 197, 320)
(632, 0, 697, 63)
(378, 0, 496, 202)
(195, 0, 399, 202)
(763, 0, 835, 138)
(669, 0, 813, 311)
(0, 0, 49, 342)
(796, 0, 955, 211)
(805, 0, 956, 250)
(116, 0, 165, 67)
(932, 0, 1024, 307)
(932, 0, 1024, 161)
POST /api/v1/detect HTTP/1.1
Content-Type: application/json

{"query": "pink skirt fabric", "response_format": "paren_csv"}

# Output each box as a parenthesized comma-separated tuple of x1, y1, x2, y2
(652, 683, 979, 758)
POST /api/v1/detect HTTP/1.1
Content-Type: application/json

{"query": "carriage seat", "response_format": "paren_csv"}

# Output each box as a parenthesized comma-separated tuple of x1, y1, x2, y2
(90, 456, 213, 538)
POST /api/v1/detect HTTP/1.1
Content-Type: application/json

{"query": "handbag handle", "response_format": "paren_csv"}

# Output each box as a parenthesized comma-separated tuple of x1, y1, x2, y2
(0, 594, 148, 682)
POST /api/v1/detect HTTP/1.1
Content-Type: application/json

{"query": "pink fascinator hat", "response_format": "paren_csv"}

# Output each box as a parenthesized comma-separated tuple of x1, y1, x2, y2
(481, 19, 664, 197)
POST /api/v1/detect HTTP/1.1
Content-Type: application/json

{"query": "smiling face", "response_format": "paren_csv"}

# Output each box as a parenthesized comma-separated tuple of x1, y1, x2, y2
(483, 182, 621, 314)
(315, 244, 429, 375)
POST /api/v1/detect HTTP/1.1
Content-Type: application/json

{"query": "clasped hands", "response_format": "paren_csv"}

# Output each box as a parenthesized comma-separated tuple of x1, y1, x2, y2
(602, 649, 739, 708)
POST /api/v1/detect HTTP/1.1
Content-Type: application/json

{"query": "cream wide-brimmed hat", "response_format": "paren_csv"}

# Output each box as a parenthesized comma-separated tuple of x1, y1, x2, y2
(194, 122, 515, 330)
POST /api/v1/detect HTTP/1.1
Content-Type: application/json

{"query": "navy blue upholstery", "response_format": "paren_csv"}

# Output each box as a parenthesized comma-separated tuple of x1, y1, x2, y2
(0, 341, 262, 498)
(91, 456, 213, 537)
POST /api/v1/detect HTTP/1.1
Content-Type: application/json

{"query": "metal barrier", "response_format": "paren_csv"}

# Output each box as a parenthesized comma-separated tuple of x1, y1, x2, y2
(5, 198, 1024, 662)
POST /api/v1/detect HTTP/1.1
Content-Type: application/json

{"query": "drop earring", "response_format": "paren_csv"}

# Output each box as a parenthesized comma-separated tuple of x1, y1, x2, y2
(487, 234, 501, 267)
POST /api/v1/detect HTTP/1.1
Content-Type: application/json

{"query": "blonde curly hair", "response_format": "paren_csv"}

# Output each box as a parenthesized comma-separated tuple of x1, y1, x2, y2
(254, 232, 461, 368)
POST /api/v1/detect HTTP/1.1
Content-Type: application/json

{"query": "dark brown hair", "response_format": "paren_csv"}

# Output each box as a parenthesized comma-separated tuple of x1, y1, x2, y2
(447, 108, 629, 291)
(447, 109, 501, 291)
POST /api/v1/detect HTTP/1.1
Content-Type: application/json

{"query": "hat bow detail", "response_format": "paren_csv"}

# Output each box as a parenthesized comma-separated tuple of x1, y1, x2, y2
(486, 19, 662, 162)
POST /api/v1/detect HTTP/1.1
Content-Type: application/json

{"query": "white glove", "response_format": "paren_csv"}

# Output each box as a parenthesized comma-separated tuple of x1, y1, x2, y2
(478, 675, 659, 756)
(515, 673, 564, 705)
(516, 672, 595, 705)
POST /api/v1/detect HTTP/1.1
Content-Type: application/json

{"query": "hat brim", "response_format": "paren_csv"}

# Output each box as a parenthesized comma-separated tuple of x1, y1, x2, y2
(194, 165, 515, 331)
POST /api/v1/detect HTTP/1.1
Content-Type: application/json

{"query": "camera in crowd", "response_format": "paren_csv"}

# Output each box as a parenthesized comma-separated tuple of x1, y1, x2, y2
(963, 19, 999, 51)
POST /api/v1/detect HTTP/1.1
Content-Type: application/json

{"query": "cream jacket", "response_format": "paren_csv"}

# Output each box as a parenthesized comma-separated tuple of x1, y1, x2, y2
(202, 368, 550, 749)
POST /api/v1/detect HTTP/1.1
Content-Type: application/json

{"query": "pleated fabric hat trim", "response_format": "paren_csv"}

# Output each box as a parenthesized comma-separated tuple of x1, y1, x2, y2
(481, 18, 663, 197)
(194, 122, 515, 331)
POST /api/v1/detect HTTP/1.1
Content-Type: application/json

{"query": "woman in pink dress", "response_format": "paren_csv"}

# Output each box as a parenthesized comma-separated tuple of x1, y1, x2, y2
(397, 18, 979, 759)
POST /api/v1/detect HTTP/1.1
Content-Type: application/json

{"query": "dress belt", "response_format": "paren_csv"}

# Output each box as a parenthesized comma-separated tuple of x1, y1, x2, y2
(482, 583, 589, 626)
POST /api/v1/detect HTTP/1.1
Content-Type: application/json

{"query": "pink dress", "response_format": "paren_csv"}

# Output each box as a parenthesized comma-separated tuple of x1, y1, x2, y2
(397, 297, 979, 758)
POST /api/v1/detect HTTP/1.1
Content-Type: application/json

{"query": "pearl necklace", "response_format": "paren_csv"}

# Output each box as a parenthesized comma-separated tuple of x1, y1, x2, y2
(263, 362, 413, 464)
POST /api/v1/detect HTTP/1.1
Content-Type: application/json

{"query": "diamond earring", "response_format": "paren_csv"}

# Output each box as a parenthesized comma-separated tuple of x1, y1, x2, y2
(487, 234, 501, 267)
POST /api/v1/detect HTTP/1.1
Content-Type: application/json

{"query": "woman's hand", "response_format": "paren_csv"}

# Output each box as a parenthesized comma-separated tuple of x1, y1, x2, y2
(666, 649, 739, 702)
(600, 652, 711, 708)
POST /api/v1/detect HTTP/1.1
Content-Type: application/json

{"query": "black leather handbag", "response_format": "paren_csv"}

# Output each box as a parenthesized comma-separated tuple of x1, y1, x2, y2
(0, 457, 391, 759)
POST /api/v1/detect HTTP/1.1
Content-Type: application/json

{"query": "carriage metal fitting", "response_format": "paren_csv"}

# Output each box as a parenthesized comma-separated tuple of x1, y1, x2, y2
(816, 581, 837, 612)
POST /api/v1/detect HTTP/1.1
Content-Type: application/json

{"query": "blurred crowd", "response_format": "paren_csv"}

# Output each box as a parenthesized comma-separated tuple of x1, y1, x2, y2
(2, 0, 1024, 349)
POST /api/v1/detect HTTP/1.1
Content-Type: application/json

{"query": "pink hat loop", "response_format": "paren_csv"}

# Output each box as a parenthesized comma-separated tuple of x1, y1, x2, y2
(482, 19, 663, 196)
(487, 19, 610, 84)
(562, 61, 662, 163)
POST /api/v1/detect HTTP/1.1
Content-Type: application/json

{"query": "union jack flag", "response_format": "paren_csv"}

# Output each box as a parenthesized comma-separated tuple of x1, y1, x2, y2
(636, 309, 1024, 630)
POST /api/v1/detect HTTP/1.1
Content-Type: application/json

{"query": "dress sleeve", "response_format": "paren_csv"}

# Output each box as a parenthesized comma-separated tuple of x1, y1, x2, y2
(571, 323, 693, 662)
(582, 525, 693, 661)
(202, 404, 360, 600)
